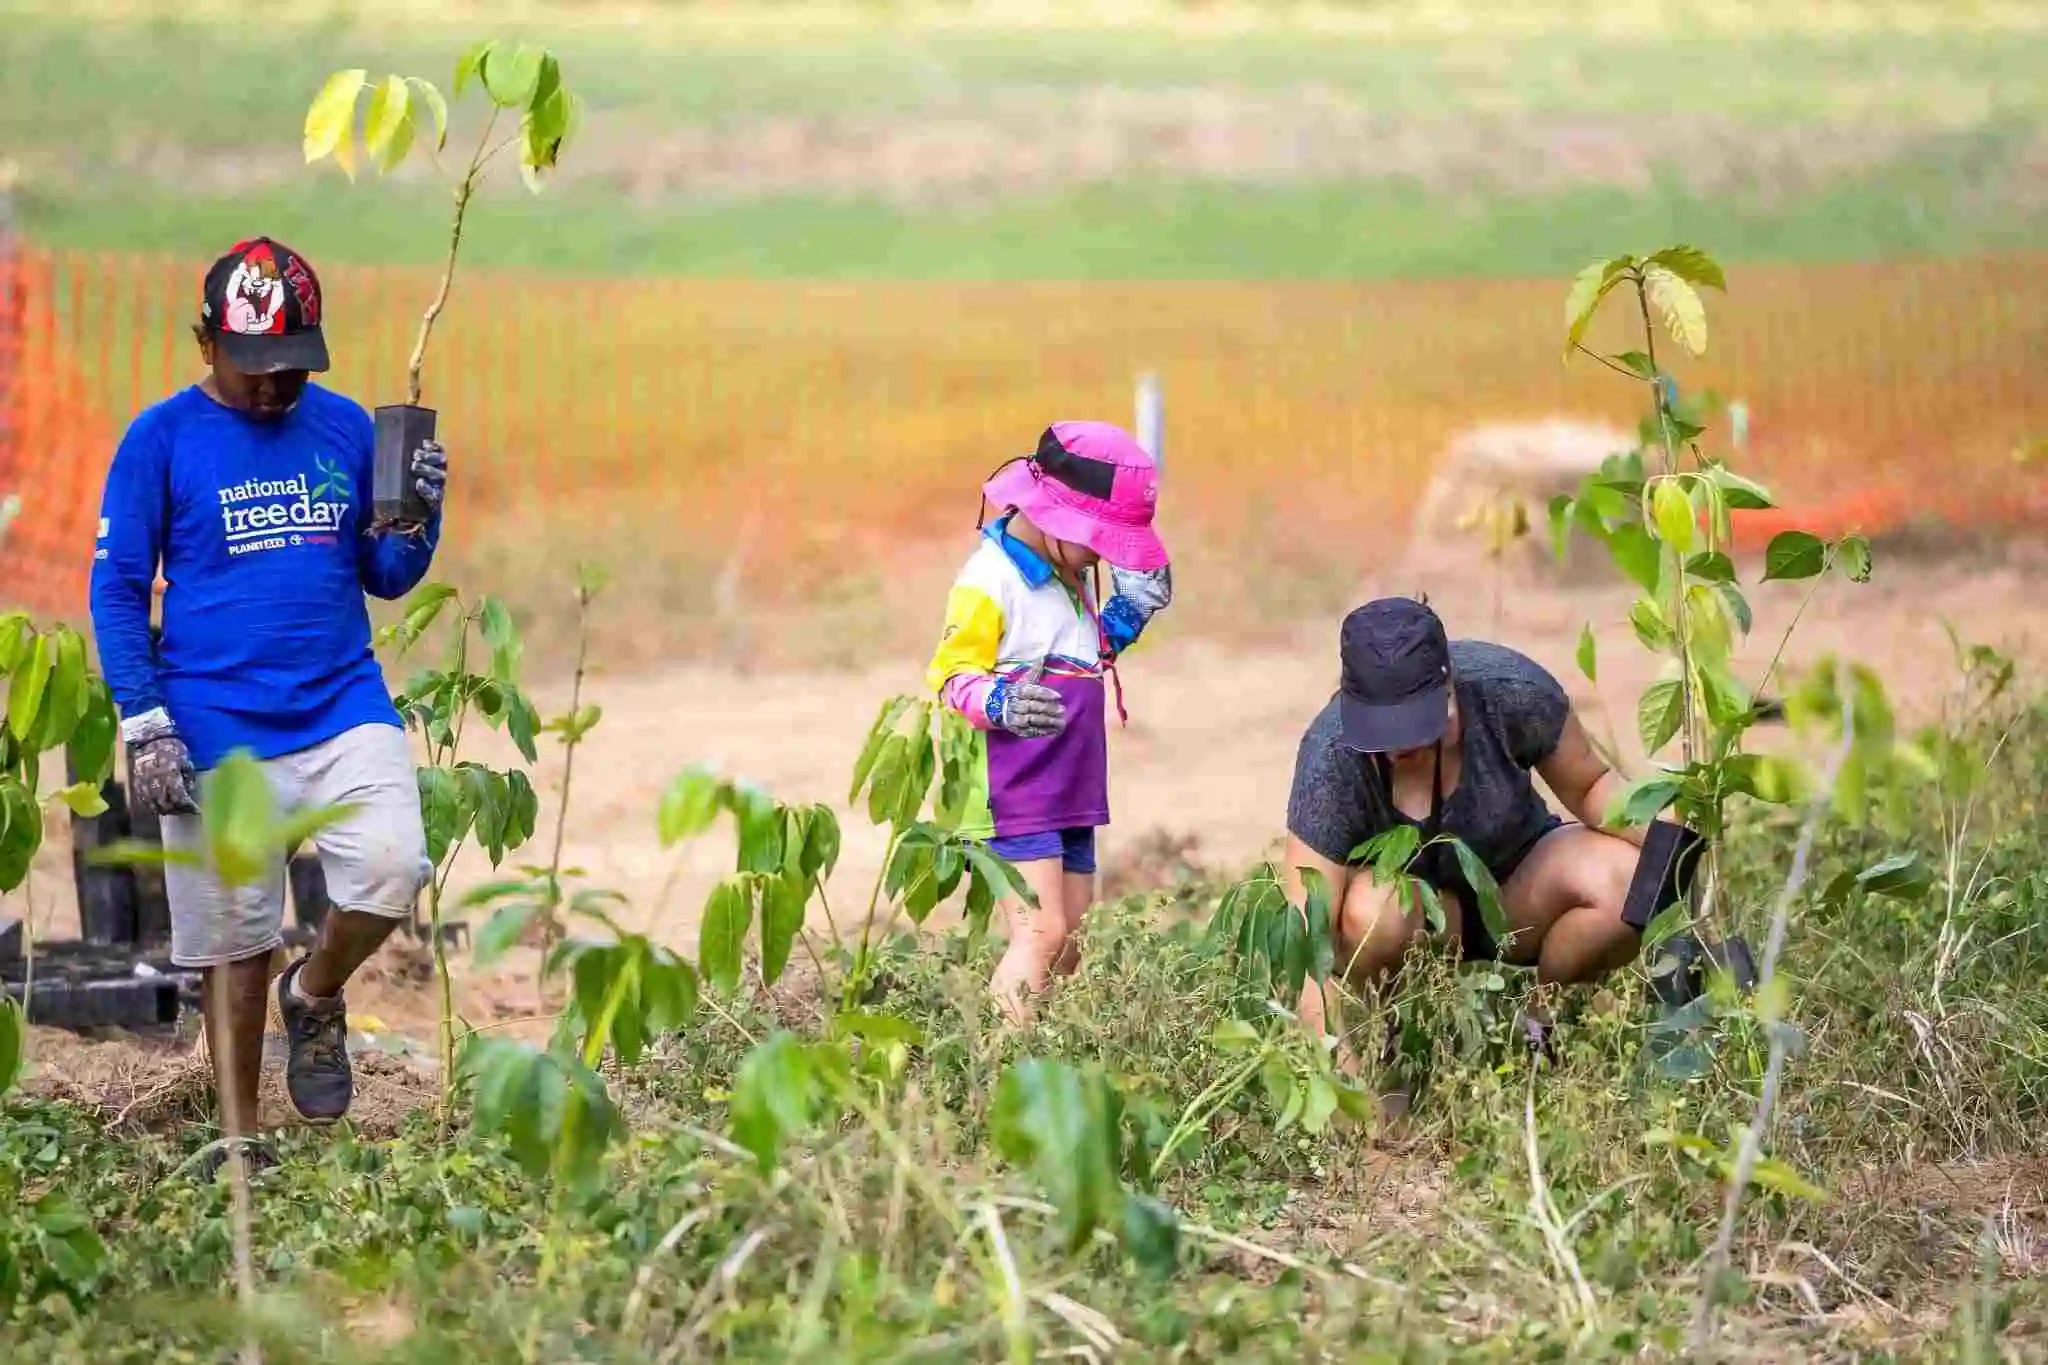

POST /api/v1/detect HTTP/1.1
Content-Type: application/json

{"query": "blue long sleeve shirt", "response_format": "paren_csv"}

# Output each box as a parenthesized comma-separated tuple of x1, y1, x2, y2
(89, 383, 440, 770)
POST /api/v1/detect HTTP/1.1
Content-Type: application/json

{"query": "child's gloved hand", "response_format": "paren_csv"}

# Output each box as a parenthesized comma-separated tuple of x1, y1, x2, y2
(986, 677, 1067, 739)
(1110, 564, 1173, 620)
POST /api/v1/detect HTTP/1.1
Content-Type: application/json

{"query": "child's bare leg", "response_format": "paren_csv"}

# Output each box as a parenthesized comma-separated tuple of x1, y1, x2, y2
(991, 857, 1072, 1024)
(1051, 870, 1094, 977)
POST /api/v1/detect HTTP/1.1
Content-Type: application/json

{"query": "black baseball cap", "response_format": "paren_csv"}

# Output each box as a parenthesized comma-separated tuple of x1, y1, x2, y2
(199, 237, 330, 374)
(1339, 598, 1453, 753)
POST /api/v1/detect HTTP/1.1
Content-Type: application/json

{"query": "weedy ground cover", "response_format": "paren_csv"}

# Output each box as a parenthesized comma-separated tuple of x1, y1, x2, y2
(0, 697, 2044, 1361)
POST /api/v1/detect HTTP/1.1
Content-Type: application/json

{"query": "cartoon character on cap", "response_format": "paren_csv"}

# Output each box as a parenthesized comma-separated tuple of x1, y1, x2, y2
(924, 420, 1174, 1026)
(224, 245, 285, 337)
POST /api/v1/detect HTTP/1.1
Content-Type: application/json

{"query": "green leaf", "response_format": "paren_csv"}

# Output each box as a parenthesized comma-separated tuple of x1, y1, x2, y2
(1123, 1194, 1181, 1276)
(1608, 524, 1662, 594)
(850, 695, 913, 804)
(1643, 264, 1708, 357)
(1604, 774, 1682, 827)
(1717, 582, 1754, 636)
(1563, 256, 1635, 359)
(1611, 350, 1658, 379)
(1546, 494, 1576, 563)
(1856, 852, 1933, 899)
(729, 1032, 826, 1174)
(362, 74, 413, 173)
(397, 582, 457, 646)
(1448, 839, 1508, 944)
(478, 598, 522, 684)
(418, 765, 470, 867)
(829, 1011, 924, 1048)
(66, 678, 117, 788)
(658, 766, 727, 847)
(1685, 550, 1737, 584)
(505, 770, 539, 852)
(8, 632, 50, 742)
(1575, 623, 1598, 683)
(1638, 679, 1686, 755)
(0, 612, 30, 673)
(698, 876, 752, 996)
(0, 994, 22, 1096)
(481, 43, 544, 108)
(1352, 824, 1421, 885)
(453, 41, 494, 97)
(1684, 585, 1734, 664)
(1630, 596, 1673, 652)
(798, 804, 842, 883)
(474, 898, 542, 966)
(1695, 661, 1752, 729)
(991, 1059, 1124, 1256)
(201, 752, 284, 888)
(1718, 754, 1809, 805)
(1836, 534, 1873, 584)
(733, 789, 786, 876)
(759, 870, 807, 987)
(1651, 482, 1696, 553)
(31, 626, 89, 753)
(0, 780, 38, 892)
(505, 690, 541, 765)
(1646, 244, 1728, 292)
(1300, 1074, 1339, 1136)
(1762, 531, 1828, 582)
(461, 1037, 623, 1189)
(406, 77, 449, 151)
(1413, 880, 1446, 933)
(303, 69, 367, 176)
(1749, 1156, 1827, 1203)
(1706, 465, 1775, 511)
(48, 781, 107, 818)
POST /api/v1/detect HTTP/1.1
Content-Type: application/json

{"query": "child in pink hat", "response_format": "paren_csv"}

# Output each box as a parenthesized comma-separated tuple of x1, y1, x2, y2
(925, 421, 1173, 1023)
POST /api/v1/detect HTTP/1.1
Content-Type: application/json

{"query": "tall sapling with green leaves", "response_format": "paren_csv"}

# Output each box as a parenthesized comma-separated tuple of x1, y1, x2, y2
(304, 41, 579, 528)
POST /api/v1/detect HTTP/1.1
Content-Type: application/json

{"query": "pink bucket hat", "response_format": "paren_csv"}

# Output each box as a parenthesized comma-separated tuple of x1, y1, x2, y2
(982, 421, 1168, 572)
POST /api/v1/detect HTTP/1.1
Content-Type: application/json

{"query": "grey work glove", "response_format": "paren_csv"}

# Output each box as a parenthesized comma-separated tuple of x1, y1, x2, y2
(1110, 564, 1174, 620)
(986, 678, 1067, 740)
(123, 708, 198, 816)
(412, 439, 447, 512)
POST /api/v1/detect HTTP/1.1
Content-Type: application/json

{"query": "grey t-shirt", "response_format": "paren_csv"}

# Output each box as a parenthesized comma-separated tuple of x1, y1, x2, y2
(1286, 640, 1572, 877)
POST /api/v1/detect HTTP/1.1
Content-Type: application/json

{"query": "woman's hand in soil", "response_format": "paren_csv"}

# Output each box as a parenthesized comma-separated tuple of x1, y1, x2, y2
(987, 678, 1067, 739)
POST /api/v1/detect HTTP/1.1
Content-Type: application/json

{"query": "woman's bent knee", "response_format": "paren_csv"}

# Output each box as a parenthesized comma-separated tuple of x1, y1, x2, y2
(1336, 876, 1423, 979)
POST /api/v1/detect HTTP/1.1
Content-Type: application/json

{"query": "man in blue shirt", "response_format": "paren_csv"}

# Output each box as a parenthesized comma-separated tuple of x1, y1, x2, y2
(90, 238, 448, 1168)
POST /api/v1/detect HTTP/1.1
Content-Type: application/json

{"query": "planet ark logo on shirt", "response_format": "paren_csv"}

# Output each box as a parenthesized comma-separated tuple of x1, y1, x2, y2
(217, 471, 350, 557)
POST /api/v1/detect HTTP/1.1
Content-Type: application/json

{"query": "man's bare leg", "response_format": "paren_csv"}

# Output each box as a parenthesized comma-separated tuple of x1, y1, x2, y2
(202, 955, 273, 1140)
(297, 908, 402, 999)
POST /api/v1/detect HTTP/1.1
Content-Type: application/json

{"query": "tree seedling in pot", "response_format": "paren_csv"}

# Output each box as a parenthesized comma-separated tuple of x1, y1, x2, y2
(303, 42, 580, 532)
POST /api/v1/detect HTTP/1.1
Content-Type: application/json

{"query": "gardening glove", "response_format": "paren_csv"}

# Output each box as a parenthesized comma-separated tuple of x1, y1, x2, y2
(123, 708, 198, 816)
(985, 678, 1067, 740)
(1109, 564, 1173, 621)
(411, 440, 448, 513)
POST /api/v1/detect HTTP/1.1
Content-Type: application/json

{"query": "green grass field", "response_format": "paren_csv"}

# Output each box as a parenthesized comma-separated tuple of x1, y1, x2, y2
(5, 3, 2045, 278)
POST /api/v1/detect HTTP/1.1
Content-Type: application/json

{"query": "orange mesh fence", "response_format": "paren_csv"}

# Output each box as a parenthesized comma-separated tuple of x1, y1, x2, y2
(1, 248, 2043, 622)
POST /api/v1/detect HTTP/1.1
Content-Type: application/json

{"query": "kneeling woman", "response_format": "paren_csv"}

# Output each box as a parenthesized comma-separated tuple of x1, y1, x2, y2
(1283, 598, 1652, 1050)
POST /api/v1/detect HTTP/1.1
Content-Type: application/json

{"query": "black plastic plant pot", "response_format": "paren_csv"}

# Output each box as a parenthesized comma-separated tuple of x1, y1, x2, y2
(1622, 819, 1707, 933)
(373, 403, 436, 530)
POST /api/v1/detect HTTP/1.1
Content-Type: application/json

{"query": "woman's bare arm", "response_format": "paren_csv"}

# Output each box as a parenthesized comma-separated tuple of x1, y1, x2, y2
(1537, 710, 1650, 848)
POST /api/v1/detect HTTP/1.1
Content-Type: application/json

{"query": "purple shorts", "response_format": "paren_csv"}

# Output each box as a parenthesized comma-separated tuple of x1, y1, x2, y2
(986, 827, 1098, 875)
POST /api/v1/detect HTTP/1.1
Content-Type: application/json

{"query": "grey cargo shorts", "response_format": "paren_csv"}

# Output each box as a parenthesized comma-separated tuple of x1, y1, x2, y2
(160, 721, 430, 968)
